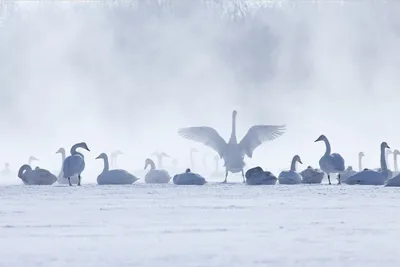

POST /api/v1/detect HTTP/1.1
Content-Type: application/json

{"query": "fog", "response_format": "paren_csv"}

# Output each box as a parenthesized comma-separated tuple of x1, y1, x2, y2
(0, 0, 399, 181)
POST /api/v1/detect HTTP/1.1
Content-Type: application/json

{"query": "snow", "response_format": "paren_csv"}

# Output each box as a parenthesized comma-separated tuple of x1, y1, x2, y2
(1, 183, 400, 266)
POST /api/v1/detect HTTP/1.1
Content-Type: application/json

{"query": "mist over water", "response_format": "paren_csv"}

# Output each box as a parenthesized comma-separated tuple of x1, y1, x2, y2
(0, 0, 400, 181)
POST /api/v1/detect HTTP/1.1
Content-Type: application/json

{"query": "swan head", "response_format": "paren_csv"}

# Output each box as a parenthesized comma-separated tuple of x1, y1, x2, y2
(5, 162, 10, 168)
(160, 152, 170, 158)
(232, 110, 237, 118)
(112, 150, 123, 156)
(185, 168, 191, 173)
(358, 152, 365, 157)
(346, 166, 353, 171)
(381, 142, 390, 150)
(95, 153, 107, 160)
(293, 155, 303, 164)
(29, 156, 39, 162)
(144, 158, 154, 169)
(56, 148, 65, 154)
(307, 166, 312, 169)
(190, 148, 198, 153)
(314, 135, 326, 142)
(386, 149, 393, 155)
(77, 142, 90, 151)
(394, 149, 400, 156)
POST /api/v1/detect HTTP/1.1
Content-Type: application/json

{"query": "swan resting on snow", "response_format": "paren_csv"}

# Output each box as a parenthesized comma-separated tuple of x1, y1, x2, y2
(144, 158, 171, 184)
(18, 164, 57, 185)
(300, 166, 324, 184)
(245, 166, 277, 185)
(63, 142, 90, 186)
(278, 155, 303, 185)
(178, 110, 285, 183)
(173, 168, 207, 185)
(96, 153, 139, 185)
(315, 134, 345, 184)
(343, 142, 389, 185)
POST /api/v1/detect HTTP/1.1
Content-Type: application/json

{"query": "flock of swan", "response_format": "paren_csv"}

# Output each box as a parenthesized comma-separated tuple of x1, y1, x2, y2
(2, 109, 400, 187)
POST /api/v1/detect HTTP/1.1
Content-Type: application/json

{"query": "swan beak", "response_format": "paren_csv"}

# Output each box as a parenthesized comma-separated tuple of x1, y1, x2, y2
(95, 156, 100, 159)
(299, 160, 303, 164)
(387, 145, 391, 149)
(314, 139, 319, 142)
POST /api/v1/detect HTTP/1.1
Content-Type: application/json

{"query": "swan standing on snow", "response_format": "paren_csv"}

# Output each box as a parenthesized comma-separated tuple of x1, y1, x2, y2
(151, 151, 170, 170)
(18, 164, 57, 185)
(178, 110, 285, 183)
(278, 155, 303, 184)
(300, 166, 324, 184)
(144, 158, 171, 184)
(245, 166, 277, 185)
(344, 142, 390, 185)
(110, 150, 123, 169)
(56, 147, 79, 185)
(96, 153, 139, 185)
(315, 135, 345, 184)
(63, 142, 90, 186)
(173, 168, 207, 185)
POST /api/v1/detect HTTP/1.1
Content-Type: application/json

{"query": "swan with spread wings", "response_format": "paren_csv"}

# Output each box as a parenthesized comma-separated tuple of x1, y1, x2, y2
(177, 110, 286, 183)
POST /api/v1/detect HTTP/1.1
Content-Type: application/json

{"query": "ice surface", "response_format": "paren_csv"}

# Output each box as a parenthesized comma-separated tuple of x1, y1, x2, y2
(1, 183, 400, 267)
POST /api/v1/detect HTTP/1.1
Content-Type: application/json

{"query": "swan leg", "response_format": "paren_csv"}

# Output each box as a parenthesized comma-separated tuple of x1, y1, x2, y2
(223, 169, 228, 183)
(337, 174, 341, 185)
(327, 174, 331, 185)
(78, 175, 81, 186)
(68, 177, 72, 186)
(241, 170, 245, 183)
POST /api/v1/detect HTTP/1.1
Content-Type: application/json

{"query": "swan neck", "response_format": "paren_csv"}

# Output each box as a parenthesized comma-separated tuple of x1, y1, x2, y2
(157, 154, 163, 169)
(215, 157, 218, 172)
(380, 147, 388, 171)
(229, 113, 237, 144)
(146, 160, 156, 171)
(394, 154, 398, 172)
(358, 155, 363, 172)
(18, 165, 31, 179)
(102, 155, 110, 173)
(290, 157, 297, 172)
(323, 137, 331, 155)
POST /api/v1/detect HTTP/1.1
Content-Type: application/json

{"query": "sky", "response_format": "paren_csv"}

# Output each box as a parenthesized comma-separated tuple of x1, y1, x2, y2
(0, 0, 400, 181)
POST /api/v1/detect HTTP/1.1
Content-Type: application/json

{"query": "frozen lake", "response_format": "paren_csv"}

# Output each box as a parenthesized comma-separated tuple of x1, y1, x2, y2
(1, 183, 400, 267)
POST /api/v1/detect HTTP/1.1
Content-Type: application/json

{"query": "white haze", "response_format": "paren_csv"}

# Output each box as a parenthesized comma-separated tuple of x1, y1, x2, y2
(0, 0, 400, 182)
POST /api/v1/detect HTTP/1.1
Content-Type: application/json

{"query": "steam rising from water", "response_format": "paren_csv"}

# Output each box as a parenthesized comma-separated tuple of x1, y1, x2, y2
(0, 1, 400, 180)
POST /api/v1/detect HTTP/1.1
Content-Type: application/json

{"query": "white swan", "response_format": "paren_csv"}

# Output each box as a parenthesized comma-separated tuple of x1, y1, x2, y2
(300, 166, 324, 184)
(144, 158, 171, 184)
(343, 142, 389, 185)
(151, 151, 170, 170)
(173, 168, 207, 185)
(63, 142, 90, 186)
(18, 164, 57, 185)
(374, 149, 393, 177)
(178, 110, 285, 183)
(110, 150, 123, 169)
(0, 163, 12, 179)
(96, 153, 139, 185)
(278, 155, 303, 185)
(358, 152, 365, 171)
(245, 166, 277, 185)
(392, 149, 399, 176)
(56, 147, 79, 185)
(385, 149, 400, 187)
(315, 135, 345, 184)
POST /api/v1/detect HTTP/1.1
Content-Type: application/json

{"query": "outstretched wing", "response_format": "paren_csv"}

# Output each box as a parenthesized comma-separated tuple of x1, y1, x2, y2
(239, 125, 286, 158)
(177, 127, 227, 158)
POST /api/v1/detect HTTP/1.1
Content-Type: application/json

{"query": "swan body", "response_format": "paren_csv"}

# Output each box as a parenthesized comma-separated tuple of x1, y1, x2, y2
(178, 110, 285, 183)
(315, 135, 345, 184)
(144, 158, 171, 184)
(245, 166, 277, 185)
(278, 155, 303, 185)
(96, 153, 138, 185)
(18, 164, 57, 185)
(343, 142, 389, 185)
(300, 166, 324, 184)
(63, 142, 90, 186)
(340, 166, 357, 182)
(173, 168, 207, 185)
(56, 147, 79, 185)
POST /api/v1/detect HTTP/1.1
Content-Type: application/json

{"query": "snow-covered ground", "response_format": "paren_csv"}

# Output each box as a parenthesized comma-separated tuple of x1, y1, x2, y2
(1, 183, 400, 266)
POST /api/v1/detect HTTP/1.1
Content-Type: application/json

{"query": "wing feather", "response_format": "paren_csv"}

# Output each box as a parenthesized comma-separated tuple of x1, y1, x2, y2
(239, 124, 286, 158)
(177, 127, 227, 158)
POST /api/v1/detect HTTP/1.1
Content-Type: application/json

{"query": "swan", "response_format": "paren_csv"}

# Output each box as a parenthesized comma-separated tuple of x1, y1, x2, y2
(391, 149, 399, 176)
(340, 152, 365, 181)
(0, 163, 12, 178)
(300, 166, 324, 184)
(278, 155, 303, 185)
(343, 142, 389, 185)
(110, 150, 123, 169)
(96, 153, 139, 185)
(245, 166, 277, 185)
(178, 110, 285, 183)
(151, 151, 170, 170)
(374, 149, 393, 176)
(56, 147, 79, 185)
(144, 158, 171, 184)
(358, 152, 365, 171)
(18, 164, 57, 185)
(63, 142, 90, 186)
(28, 156, 39, 167)
(173, 168, 207, 185)
(315, 135, 345, 184)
